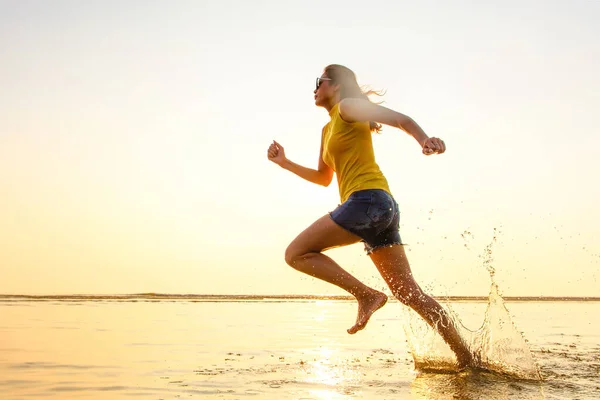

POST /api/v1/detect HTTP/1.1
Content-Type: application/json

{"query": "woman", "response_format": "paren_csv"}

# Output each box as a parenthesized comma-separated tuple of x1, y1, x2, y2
(267, 64, 473, 368)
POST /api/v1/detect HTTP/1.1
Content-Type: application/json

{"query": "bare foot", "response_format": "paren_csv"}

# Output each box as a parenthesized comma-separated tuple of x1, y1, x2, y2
(347, 291, 388, 334)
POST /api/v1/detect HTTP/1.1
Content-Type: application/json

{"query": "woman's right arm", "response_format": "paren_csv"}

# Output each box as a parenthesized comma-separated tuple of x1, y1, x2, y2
(267, 138, 333, 187)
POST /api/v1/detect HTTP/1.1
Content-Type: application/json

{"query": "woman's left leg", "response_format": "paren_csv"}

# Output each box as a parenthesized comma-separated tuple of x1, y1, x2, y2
(285, 214, 388, 334)
(369, 244, 474, 368)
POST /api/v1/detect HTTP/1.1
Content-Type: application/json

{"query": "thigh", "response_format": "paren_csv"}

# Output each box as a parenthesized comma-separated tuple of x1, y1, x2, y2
(287, 214, 362, 256)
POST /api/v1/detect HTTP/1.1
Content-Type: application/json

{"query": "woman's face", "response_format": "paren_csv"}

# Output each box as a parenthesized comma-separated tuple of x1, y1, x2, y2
(314, 73, 336, 108)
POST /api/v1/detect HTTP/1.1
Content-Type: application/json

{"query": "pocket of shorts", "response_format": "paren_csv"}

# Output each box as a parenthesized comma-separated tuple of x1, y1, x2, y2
(366, 192, 394, 224)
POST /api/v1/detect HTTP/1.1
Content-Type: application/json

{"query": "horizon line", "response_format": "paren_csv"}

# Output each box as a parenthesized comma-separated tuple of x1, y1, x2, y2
(1, 293, 600, 302)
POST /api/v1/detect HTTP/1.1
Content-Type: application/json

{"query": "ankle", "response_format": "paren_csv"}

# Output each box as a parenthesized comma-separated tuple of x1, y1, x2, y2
(354, 287, 382, 300)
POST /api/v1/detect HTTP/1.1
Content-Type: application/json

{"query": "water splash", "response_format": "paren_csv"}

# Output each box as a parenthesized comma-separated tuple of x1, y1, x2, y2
(402, 230, 541, 380)
(466, 282, 540, 379)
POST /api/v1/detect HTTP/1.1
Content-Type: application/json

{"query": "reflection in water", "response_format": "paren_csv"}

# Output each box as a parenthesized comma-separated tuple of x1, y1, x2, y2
(302, 346, 361, 398)
(411, 369, 545, 400)
(305, 347, 343, 386)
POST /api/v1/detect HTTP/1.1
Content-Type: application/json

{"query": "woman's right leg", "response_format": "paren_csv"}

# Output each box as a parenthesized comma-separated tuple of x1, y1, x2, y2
(285, 214, 388, 334)
(369, 244, 473, 368)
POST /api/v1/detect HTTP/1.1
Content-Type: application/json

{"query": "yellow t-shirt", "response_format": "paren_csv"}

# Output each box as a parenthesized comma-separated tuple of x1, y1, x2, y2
(322, 103, 391, 203)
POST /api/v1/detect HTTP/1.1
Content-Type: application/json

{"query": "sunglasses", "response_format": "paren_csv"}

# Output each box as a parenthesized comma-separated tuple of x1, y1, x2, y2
(316, 77, 332, 91)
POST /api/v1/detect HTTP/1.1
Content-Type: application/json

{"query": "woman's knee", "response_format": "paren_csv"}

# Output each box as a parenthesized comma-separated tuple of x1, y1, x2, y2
(284, 244, 303, 267)
(284, 244, 318, 269)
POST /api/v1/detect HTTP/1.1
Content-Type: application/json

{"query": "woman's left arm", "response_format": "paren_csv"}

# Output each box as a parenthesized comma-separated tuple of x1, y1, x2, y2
(338, 98, 445, 155)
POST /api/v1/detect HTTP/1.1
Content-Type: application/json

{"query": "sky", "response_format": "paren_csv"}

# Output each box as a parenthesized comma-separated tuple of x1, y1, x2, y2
(1, 0, 599, 296)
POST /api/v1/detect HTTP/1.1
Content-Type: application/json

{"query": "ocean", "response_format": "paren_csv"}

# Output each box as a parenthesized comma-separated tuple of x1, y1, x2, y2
(1, 292, 599, 399)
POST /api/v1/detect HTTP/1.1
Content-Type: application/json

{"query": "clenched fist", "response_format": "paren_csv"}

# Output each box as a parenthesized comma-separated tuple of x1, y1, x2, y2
(422, 137, 446, 155)
(267, 140, 286, 165)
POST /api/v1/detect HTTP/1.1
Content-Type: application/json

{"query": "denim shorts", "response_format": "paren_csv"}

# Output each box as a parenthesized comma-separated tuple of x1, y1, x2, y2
(329, 189, 402, 254)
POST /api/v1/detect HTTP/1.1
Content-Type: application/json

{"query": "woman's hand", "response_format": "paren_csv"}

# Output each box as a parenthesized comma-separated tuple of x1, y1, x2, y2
(422, 137, 446, 155)
(267, 140, 287, 165)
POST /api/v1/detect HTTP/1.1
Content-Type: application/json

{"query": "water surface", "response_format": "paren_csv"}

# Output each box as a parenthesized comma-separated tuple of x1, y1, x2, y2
(1, 296, 599, 399)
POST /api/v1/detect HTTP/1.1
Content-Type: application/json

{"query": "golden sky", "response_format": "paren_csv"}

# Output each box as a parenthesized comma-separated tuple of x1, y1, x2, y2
(1, 1, 599, 296)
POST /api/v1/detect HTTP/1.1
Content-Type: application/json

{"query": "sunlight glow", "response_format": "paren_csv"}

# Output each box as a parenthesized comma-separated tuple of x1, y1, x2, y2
(302, 346, 362, 396)
(313, 300, 333, 321)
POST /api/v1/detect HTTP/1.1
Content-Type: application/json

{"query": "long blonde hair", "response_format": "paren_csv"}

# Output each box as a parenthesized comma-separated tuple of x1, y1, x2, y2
(324, 64, 384, 133)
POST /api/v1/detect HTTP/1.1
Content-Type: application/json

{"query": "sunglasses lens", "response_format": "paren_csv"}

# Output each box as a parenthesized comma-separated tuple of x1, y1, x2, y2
(316, 78, 320, 90)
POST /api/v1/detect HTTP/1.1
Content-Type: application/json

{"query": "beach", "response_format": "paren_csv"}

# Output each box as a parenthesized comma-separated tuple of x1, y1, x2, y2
(2, 1, 600, 399)
(1, 295, 599, 399)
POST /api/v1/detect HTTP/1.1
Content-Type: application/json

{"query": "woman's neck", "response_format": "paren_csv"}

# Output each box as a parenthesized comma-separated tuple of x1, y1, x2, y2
(324, 95, 341, 113)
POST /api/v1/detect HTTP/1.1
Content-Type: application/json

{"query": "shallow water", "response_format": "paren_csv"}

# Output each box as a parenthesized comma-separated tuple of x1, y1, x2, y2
(1, 297, 599, 399)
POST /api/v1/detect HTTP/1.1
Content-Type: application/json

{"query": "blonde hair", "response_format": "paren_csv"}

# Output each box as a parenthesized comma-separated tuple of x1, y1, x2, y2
(324, 64, 384, 133)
